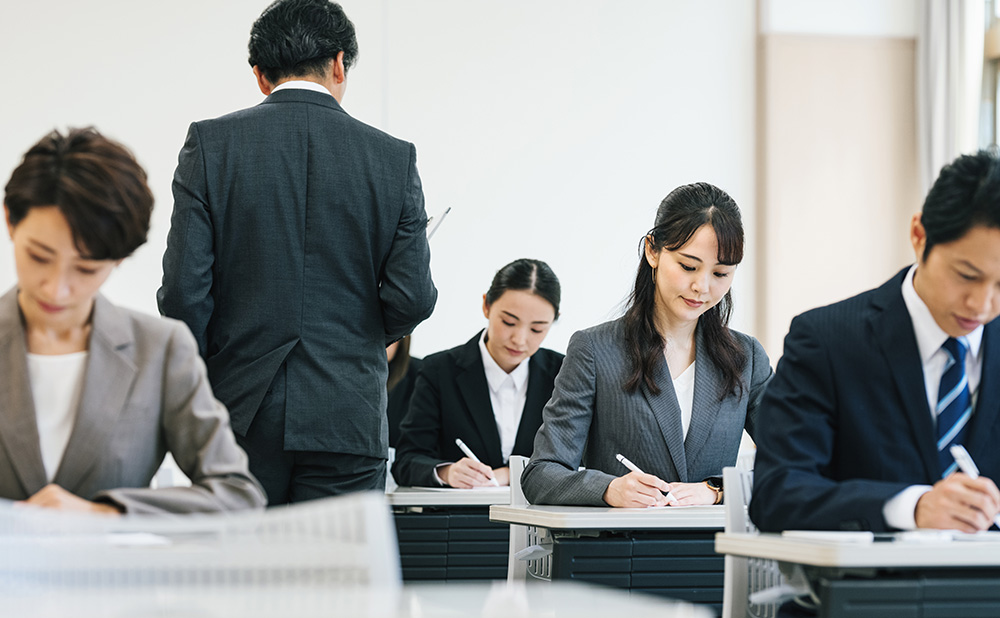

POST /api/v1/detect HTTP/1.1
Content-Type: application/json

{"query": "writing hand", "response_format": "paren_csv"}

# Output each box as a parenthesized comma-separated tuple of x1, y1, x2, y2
(440, 457, 499, 488)
(915, 472, 1000, 532)
(662, 481, 717, 506)
(603, 471, 673, 508)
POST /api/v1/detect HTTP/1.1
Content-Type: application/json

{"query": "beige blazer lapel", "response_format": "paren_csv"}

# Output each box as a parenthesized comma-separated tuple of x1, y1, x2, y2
(683, 328, 724, 473)
(52, 295, 137, 491)
(0, 288, 48, 494)
(641, 358, 688, 481)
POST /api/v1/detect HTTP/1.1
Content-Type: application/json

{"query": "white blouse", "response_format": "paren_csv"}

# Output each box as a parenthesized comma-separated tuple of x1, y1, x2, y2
(27, 351, 88, 482)
(673, 361, 695, 439)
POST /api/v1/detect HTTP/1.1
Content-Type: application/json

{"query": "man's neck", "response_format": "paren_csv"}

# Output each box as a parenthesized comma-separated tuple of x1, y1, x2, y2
(272, 75, 343, 102)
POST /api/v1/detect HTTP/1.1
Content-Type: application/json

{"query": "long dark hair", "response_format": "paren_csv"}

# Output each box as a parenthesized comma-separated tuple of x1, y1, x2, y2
(387, 335, 411, 392)
(622, 182, 746, 400)
(485, 258, 561, 318)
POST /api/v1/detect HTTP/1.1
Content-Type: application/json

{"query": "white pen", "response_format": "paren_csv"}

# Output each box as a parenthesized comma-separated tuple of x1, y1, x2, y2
(949, 445, 1000, 529)
(426, 207, 451, 240)
(455, 438, 499, 486)
(616, 453, 674, 503)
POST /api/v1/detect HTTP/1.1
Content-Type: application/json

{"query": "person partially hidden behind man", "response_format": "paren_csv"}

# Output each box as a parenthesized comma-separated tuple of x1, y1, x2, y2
(752, 149, 1000, 537)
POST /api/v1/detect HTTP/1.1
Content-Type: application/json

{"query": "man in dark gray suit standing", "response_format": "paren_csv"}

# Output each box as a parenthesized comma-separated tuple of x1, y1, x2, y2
(158, 0, 437, 504)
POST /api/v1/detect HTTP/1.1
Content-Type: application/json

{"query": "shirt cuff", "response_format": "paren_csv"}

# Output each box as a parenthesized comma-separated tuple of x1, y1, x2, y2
(882, 485, 933, 530)
(433, 462, 453, 486)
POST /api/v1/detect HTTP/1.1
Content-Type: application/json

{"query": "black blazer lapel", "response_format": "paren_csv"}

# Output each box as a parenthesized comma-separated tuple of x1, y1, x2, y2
(870, 271, 939, 481)
(684, 327, 723, 473)
(52, 295, 138, 492)
(0, 289, 48, 495)
(454, 332, 503, 465)
(641, 357, 687, 481)
(965, 319, 1000, 457)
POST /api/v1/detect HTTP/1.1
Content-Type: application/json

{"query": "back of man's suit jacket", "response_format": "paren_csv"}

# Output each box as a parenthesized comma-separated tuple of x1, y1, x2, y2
(158, 88, 437, 458)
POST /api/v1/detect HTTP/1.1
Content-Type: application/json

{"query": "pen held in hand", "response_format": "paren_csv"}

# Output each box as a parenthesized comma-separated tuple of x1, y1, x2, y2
(455, 438, 499, 486)
(949, 445, 1000, 529)
(615, 453, 673, 503)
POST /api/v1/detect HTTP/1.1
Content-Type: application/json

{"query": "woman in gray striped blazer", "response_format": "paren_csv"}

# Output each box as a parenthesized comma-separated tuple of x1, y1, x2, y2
(522, 183, 773, 507)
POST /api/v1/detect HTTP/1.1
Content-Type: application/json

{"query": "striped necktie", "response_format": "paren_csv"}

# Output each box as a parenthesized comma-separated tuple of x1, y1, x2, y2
(937, 337, 972, 477)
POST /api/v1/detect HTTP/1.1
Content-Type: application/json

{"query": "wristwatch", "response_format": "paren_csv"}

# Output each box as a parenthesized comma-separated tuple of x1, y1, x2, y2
(703, 477, 724, 505)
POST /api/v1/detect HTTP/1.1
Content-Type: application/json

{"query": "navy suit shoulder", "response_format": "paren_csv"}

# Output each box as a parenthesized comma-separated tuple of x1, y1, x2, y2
(750, 268, 1000, 532)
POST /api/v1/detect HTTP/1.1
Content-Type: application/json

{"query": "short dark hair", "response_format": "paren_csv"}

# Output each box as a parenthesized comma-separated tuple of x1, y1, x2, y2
(921, 148, 1000, 259)
(485, 258, 561, 319)
(387, 335, 412, 392)
(4, 128, 153, 260)
(623, 182, 746, 398)
(248, 0, 358, 85)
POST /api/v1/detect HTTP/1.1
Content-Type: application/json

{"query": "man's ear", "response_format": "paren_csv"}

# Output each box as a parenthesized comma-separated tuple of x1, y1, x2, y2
(910, 213, 927, 262)
(252, 66, 273, 95)
(331, 51, 346, 84)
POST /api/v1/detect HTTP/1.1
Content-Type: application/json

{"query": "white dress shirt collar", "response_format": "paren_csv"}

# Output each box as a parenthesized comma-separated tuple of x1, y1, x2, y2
(901, 264, 983, 363)
(271, 80, 334, 97)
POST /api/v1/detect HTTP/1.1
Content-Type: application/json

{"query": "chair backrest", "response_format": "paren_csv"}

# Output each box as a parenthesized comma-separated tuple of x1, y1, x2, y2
(721, 466, 781, 618)
(0, 491, 401, 591)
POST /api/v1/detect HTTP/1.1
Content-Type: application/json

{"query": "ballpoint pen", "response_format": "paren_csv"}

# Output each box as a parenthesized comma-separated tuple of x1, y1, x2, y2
(426, 207, 451, 240)
(616, 453, 674, 502)
(455, 438, 499, 486)
(949, 445, 1000, 529)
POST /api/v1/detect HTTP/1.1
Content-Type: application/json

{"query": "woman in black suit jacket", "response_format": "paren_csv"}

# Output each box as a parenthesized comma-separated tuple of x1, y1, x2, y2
(392, 259, 564, 488)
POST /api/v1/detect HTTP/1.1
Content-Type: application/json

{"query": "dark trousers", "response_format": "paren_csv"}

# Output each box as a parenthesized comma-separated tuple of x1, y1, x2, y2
(236, 367, 386, 506)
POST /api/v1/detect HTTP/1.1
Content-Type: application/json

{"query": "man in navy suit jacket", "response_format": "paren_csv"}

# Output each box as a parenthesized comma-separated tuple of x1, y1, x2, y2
(752, 150, 1000, 534)
(158, 0, 436, 504)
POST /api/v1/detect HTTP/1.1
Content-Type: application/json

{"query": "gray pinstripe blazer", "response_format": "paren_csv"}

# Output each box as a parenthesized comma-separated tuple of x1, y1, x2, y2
(0, 288, 266, 514)
(521, 317, 772, 506)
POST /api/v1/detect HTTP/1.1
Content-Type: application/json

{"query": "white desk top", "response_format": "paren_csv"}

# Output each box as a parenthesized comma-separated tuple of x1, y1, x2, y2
(387, 486, 511, 507)
(4, 581, 712, 618)
(490, 504, 725, 530)
(715, 531, 1000, 568)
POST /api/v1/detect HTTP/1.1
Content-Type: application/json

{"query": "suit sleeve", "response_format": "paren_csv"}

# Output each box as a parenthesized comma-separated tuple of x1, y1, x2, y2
(93, 323, 267, 514)
(749, 314, 908, 532)
(157, 122, 215, 358)
(391, 362, 448, 487)
(380, 144, 437, 344)
(521, 330, 616, 506)
(742, 336, 773, 441)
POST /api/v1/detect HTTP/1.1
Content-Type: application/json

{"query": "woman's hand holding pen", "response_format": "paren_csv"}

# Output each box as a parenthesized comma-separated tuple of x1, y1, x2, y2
(441, 458, 504, 488)
(662, 482, 718, 506)
(604, 472, 674, 508)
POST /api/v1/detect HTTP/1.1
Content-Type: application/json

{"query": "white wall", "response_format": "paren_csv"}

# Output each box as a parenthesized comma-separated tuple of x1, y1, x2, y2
(0, 1, 756, 357)
(760, 0, 918, 37)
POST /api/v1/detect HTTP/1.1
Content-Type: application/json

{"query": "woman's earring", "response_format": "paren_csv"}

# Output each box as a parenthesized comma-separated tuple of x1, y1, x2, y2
(651, 267, 657, 285)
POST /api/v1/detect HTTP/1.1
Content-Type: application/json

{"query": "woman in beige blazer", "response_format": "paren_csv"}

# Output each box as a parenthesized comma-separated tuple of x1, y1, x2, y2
(0, 128, 266, 515)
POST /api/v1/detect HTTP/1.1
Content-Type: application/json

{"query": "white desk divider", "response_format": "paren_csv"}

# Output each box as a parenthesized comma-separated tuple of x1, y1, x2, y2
(0, 490, 400, 591)
(721, 466, 782, 618)
(506, 455, 553, 582)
